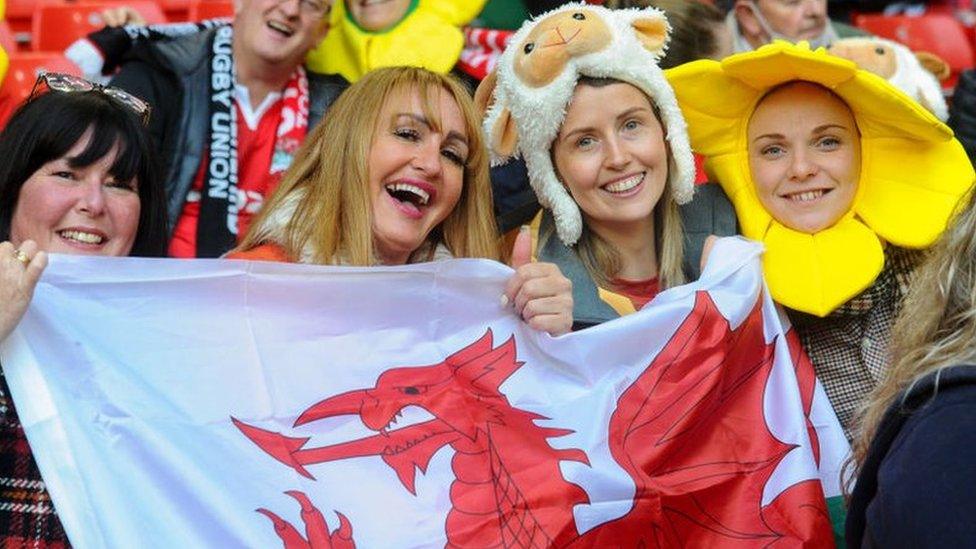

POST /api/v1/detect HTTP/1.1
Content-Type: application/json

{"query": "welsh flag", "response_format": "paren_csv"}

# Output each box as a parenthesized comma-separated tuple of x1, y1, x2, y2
(1, 238, 849, 547)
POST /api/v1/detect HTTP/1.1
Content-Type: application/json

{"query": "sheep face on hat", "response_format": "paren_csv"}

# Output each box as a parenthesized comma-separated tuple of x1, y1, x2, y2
(476, 4, 695, 245)
(827, 37, 950, 121)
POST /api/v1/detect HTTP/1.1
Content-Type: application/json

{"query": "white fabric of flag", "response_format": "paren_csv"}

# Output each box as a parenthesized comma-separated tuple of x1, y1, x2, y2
(0, 238, 849, 548)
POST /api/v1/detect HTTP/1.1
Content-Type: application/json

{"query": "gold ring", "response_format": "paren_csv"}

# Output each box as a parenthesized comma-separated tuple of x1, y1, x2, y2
(14, 249, 29, 266)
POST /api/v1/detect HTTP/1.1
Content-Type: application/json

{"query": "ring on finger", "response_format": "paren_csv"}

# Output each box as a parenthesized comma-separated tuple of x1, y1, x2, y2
(14, 249, 30, 266)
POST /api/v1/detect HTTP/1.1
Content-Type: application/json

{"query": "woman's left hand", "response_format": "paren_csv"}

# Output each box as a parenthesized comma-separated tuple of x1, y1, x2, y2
(503, 228, 573, 336)
(0, 241, 48, 343)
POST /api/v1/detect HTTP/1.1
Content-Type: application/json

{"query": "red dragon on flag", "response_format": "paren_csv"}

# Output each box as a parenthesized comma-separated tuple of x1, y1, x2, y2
(233, 291, 834, 547)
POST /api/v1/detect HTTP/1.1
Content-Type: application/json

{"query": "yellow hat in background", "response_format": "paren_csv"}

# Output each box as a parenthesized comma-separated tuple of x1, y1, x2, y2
(667, 41, 974, 316)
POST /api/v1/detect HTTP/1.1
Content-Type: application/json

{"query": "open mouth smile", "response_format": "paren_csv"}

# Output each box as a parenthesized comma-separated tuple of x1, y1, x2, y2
(601, 172, 645, 196)
(385, 180, 437, 219)
(266, 21, 295, 38)
(58, 229, 106, 246)
(781, 188, 832, 203)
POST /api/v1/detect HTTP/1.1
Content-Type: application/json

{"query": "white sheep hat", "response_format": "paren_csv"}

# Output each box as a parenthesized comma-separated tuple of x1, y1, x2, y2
(477, 3, 695, 245)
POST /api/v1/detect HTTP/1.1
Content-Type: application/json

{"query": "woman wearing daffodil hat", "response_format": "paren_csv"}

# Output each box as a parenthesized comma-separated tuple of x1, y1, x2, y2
(667, 41, 975, 439)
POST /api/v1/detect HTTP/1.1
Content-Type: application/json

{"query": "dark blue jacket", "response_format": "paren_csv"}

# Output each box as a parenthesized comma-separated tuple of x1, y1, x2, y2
(846, 365, 976, 548)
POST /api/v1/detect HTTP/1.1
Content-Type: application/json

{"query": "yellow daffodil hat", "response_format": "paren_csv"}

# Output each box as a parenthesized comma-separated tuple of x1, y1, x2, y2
(666, 41, 975, 317)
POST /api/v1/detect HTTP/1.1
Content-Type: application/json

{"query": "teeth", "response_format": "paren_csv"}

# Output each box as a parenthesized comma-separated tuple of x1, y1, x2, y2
(59, 230, 104, 244)
(386, 183, 430, 205)
(603, 173, 644, 193)
(788, 190, 825, 202)
(267, 21, 293, 35)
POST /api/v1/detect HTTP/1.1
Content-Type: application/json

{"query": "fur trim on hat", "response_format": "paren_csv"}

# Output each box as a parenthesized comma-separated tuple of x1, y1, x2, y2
(477, 3, 695, 245)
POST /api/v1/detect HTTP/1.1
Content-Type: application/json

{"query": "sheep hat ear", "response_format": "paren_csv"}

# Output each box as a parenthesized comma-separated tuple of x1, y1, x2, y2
(631, 12, 669, 55)
(475, 70, 520, 160)
(484, 3, 695, 246)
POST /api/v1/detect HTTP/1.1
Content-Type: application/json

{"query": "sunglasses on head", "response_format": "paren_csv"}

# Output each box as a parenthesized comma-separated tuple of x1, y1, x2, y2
(29, 72, 152, 125)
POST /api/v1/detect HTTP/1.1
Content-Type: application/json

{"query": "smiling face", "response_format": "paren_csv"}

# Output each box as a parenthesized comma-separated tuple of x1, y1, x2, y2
(346, 0, 411, 32)
(368, 87, 469, 265)
(235, 0, 331, 68)
(9, 130, 141, 256)
(747, 82, 861, 234)
(553, 81, 669, 237)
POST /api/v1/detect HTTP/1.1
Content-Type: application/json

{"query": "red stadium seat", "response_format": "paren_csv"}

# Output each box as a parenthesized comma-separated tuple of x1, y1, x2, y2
(189, 0, 234, 22)
(76, 0, 190, 22)
(32, 1, 167, 52)
(0, 52, 81, 127)
(5, 0, 61, 50)
(853, 13, 975, 89)
(157, 0, 192, 22)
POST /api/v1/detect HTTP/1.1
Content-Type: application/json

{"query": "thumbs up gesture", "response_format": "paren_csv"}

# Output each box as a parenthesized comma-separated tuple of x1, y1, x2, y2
(502, 227, 573, 336)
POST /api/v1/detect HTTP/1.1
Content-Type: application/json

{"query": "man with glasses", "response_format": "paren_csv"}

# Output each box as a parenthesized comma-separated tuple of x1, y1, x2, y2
(727, 0, 864, 52)
(111, 0, 348, 258)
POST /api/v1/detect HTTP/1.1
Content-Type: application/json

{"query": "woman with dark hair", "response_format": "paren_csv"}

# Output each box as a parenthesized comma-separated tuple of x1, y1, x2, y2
(0, 74, 167, 545)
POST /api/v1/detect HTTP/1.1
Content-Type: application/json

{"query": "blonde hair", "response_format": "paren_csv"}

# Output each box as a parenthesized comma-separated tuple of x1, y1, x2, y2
(850, 188, 976, 474)
(238, 66, 499, 264)
(550, 77, 686, 289)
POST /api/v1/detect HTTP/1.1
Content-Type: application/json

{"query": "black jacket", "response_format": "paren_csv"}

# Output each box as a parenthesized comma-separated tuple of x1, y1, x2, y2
(111, 28, 348, 235)
(846, 365, 976, 548)
(949, 69, 976, 165)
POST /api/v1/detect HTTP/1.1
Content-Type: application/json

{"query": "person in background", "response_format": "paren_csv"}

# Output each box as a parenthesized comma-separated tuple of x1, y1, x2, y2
(303, 0, 487, 83)
(846, 189, 976, 547)
(230, 66, 574, 336)
(110, 0, 348, 258)
(728, 0, 865, 52)
(646, 0, 733, 67)
(0, 75, 167, 546)
(668, 41, 974, 439)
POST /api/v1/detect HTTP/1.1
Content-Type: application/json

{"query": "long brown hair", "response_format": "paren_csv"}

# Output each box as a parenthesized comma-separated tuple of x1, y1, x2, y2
(850, 189, 976, 471)
(237, 66, 499, 264)
(550, 76, 685, 289)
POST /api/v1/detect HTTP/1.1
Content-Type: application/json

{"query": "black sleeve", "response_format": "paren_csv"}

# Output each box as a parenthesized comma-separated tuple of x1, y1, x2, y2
(864, 390, 976, 548)
(679, 183, 738, 281)
(524, 0, 570, 16)
(490, 158, 540, 234)
(949, 70, 976, 165)
(109, 58, 176, 156)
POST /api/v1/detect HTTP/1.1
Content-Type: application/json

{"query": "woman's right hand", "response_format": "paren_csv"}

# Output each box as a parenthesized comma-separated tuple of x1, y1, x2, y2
(0, 241, 47, 343)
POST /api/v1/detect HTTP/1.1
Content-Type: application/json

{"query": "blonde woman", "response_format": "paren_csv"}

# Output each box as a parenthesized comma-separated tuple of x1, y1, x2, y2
(478, 5, 736, 330)
(846, 190, 976, 547)
(668, 41, 974, 439)
(230, 66, 573, 336)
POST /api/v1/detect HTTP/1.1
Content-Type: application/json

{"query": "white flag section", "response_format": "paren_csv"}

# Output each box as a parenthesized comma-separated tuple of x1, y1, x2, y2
(1, 238, 849, 548)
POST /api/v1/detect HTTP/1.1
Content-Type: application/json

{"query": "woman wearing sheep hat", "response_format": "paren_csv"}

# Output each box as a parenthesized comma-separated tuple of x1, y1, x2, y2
(667, 41, 975, 438)
(476, 3, 736, 330)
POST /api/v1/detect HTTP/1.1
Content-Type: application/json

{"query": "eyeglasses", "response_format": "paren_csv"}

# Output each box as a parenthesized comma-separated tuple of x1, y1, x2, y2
(278, 0, 330, 17)
(29, 72, 152, 125)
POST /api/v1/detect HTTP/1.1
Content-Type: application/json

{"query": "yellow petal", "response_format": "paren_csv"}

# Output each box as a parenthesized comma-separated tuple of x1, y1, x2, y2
(763, 219, 884, 317)
(857, 137, 975, 248)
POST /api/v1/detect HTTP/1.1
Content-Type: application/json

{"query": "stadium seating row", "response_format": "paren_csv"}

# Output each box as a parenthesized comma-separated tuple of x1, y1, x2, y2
(6, 0, 233, 50)
(0, 5, 975, 126)
(854, 13, 974, 89)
